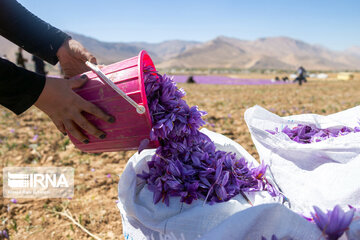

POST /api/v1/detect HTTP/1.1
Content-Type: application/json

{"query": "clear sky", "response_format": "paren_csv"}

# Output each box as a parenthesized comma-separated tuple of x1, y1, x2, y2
(18, 0, 360, 51)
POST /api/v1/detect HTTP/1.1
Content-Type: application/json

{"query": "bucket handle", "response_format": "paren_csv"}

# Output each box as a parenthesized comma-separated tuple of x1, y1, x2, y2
(85, 61, 146, 114)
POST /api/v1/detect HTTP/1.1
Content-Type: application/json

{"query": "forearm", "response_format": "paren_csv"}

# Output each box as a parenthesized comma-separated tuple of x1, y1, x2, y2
(0, 57, 45, 115)
(0, 0, 70, 65)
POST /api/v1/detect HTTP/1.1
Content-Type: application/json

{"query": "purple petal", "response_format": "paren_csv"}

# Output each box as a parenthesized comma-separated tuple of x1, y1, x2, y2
(221, 171, 229, 186)
(138, 139, 150, 153)
(153, 190, 162, 204)
(338, 208, 355, 233)
(312, 206, 328, 231)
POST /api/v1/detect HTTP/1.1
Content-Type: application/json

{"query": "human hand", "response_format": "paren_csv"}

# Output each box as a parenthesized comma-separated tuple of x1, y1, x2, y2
(56, 38, 96, 78)
(34, 76, 115, 143)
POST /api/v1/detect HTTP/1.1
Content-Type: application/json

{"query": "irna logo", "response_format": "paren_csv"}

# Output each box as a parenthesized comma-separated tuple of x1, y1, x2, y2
(7, 172, 69, 188)
(3, 167, 74, 198)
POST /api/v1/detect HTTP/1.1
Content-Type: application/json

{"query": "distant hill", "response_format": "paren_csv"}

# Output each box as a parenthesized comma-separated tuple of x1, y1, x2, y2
(346, 46, 360, 57)
(68, 32, 200, 65)
(1, 32, 360, 71)
(158, 36, 360, 70)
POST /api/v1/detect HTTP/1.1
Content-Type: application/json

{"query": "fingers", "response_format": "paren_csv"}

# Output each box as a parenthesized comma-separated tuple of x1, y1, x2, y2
(63, 110, 107, 143)
(63, 65, 89, 79)
(58, 39, 98, 78)
(83, 54, 97, 72)
(77, 42, 97, 64)
(37, 74, 113, 144)
(68, 79, 115, 124)
(69, 75, 88, 89)
(73, 114, 106, 140)
(80, 99, 115, 123)
(63, 119, 89, 143)
(53, 119, 66, 135)
(88, 54, 97, 65)
(80, 50, 97, 64)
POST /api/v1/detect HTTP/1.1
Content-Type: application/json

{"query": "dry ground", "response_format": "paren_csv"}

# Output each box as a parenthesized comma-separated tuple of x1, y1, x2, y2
(1, 79, 360, 239)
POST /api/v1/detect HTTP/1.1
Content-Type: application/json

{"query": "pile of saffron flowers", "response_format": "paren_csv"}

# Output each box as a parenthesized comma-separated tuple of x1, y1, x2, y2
(137, 68, 278, 206)
(267, 124, 360, 144)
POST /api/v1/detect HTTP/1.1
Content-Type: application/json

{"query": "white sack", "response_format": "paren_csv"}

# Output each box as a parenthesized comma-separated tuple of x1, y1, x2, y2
(117, 129, 283, 240)
(244, 105, 360, 215)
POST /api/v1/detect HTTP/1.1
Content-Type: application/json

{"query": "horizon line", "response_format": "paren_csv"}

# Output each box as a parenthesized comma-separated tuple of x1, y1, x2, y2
(65, 30, 358, 52)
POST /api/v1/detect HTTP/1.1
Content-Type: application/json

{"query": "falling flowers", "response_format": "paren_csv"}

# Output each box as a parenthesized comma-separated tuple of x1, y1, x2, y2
(137, 67, 278, 206)
(267, 124, 360, 144)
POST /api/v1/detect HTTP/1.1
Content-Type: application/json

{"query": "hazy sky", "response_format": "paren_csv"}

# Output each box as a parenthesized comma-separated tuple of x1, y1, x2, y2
(18, 0, 360, 51)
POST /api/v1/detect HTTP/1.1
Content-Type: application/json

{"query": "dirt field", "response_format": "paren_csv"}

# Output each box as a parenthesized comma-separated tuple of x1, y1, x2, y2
(1, 79, 360, 239)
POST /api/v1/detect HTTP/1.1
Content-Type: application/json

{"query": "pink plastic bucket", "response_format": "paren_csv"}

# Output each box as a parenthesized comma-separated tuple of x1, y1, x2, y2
(68, 50, 159, 152)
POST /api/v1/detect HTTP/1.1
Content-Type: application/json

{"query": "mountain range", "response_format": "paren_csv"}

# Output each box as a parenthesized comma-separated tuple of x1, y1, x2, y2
(1, 32, 360, 71)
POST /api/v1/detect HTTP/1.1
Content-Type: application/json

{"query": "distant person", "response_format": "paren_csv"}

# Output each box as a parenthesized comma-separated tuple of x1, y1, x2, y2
(271, 76, 280, 82)
(187, 75, 196, 83)
(282, 76, 289, 82)
(16, 47, 27, 69)
(32, 55, 46, 75)
(293, 66, 307, 86)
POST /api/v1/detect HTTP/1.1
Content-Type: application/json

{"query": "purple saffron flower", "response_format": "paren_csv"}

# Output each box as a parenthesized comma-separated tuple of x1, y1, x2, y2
(106, 174, 111, 178)
(10, 198, 17, 203)
(1, 229, 9, 239)
(10, 129, 15, 133)
(32, 134, 38, 141)
(267, 124, 360, 144)
(91, 168, 95, 172)
(311, 205, 355, 240)
(252, 162, 267, 180)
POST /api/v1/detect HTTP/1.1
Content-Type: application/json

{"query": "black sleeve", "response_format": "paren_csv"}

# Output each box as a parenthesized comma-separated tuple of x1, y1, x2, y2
(0, 57, 45, 115)
(0, 0, 70, 65)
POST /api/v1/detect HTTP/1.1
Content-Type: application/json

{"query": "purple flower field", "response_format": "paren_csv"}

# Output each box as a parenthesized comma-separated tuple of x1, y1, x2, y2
(171, 75, 291, 85)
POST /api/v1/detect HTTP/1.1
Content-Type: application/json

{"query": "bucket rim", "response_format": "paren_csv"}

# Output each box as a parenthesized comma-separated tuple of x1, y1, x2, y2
(137, 50, 159, 147)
